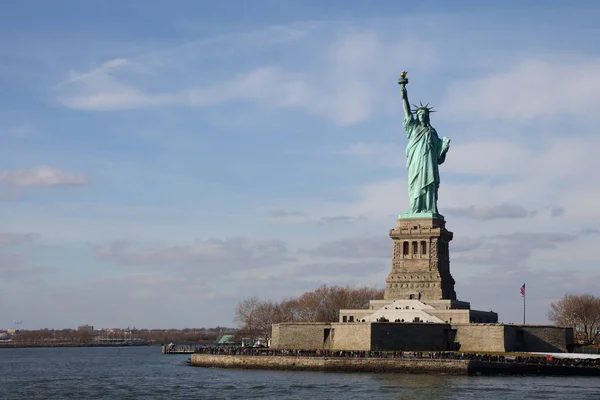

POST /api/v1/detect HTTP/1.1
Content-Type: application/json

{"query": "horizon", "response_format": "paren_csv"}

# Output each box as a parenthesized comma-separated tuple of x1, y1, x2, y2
(1, 0, 600, 329)
(1, 326, 236, 331)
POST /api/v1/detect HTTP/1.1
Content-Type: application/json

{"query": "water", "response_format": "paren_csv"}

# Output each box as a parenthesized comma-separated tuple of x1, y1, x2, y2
(1, 346, 600, 399)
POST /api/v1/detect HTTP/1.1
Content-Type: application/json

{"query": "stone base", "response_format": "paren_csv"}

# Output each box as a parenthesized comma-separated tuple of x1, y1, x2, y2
(386, 217, 456, 301)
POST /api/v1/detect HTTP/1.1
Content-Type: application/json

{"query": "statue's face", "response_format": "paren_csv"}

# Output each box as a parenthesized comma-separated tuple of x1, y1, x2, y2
(417, 109, 429, 124)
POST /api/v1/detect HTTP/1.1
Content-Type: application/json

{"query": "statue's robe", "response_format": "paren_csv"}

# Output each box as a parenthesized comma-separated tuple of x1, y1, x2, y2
(403, 114, 450, 214)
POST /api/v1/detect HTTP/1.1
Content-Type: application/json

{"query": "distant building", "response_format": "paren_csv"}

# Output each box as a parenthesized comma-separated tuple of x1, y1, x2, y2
(77, 325, 94, 334)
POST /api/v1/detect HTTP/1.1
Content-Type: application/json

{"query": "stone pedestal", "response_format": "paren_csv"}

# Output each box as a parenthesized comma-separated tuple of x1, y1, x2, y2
(384, 217, 456, 301)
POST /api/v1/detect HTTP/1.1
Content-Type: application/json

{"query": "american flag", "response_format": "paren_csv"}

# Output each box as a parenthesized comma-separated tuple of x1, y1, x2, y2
(520, 283, 526, 297)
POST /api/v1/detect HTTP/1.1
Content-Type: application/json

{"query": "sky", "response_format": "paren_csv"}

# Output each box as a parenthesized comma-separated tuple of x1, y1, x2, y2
(1, 0, 600, 330)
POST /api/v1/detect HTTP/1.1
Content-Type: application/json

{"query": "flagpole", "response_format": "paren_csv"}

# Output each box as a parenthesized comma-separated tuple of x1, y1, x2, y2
(523, 284, 526, 325)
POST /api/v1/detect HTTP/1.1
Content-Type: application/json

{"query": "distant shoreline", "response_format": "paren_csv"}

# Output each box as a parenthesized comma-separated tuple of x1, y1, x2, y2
(190, 354, 600, 377)
(0, 343, 152, 349)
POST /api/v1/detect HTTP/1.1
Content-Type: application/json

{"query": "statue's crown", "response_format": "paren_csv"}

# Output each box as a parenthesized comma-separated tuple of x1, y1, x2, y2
(411, 101, 436, 114)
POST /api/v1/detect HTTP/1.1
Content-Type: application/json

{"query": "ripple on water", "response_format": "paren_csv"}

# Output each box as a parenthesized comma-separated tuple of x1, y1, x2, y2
(2, 348, 600, 399)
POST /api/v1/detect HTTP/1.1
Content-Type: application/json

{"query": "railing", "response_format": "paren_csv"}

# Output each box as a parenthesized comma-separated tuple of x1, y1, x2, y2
(162, 344, 206, 354)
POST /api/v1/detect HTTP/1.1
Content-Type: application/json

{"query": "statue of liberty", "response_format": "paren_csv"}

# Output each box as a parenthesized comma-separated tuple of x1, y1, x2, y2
(398, 71, 450, 218)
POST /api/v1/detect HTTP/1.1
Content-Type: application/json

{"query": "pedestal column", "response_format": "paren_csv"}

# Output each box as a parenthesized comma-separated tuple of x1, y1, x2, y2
(384, 217, 456, 301)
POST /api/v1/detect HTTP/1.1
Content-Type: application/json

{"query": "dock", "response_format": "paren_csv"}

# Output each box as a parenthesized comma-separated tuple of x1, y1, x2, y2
(189, 353, 600, 376)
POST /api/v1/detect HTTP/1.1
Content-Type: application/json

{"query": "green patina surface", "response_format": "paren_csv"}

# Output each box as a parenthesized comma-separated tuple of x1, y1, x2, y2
(397, 212, 444, 221)
(398, 72, 450, 218)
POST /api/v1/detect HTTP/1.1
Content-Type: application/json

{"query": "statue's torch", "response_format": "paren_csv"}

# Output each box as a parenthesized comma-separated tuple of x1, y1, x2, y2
(398, 71, 408, 86)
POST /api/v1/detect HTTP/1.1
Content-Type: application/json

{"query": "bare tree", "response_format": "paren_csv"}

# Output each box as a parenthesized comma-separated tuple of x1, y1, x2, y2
(235, 285, 385, 335)
(235, 297, 286, 340)
(292, 285, 384, 322)
(234, 297, 262, 339)
(548, 294, 600, 345)
(252, 300, 283, 339)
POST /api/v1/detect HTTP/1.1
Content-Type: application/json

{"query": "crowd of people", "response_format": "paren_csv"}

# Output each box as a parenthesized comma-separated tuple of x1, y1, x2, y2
(194, 347, 600, 367)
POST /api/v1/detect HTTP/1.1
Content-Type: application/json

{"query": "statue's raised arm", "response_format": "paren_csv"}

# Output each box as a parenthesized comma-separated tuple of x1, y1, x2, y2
(398, 71, 411, 118)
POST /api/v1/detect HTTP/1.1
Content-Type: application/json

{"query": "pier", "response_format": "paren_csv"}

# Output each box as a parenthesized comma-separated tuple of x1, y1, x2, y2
(190, 352, 600, 376)
(187, 349, 600, 376)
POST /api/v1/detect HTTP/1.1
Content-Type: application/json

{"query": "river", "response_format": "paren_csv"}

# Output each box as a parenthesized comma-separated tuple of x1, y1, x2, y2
(1, 346, 599, 399)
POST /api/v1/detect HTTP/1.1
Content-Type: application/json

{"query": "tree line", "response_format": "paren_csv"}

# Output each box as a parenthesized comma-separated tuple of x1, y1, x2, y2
(3, 327, 238, 346)
(235, 284, 385, 340)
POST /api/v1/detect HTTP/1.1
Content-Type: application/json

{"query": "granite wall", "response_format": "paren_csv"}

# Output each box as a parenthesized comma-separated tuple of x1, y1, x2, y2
(329, 323, 372, 351)
(271, 323, 328, 350)
(453, 324, 574, 352)
(509, 325, 574, 353)
(453, 324, 507, 352)
(271, 322, 454, 351)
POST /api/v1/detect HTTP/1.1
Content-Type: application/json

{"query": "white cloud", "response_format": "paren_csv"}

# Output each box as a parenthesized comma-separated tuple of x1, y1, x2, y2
(451, 237, 483, 253)
(301, 235, 390, 259)
(266, 209, 310, 224)
(443, 141, 529, 176)
(442, 58, 600, 122)
(53, 25, 437, 125)
(0, 166, 87, 187)
(184, 67, 312, 109)
(318, 215, 366, 224)
(342, 178, 408, 219)
(93, 237, 294, 274)
(56, 62, 314, 115)
(56, 58, 174, 110)
(340, 142, 404, 167)
(292, 260, 387, 279)
(268, 209, 308, 218)
(453, 231, 587, 266)
(445, 203, 529, 220)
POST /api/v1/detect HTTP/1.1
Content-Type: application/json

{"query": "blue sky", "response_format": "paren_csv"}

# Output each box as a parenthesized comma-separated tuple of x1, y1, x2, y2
(1, 1, 600, 330)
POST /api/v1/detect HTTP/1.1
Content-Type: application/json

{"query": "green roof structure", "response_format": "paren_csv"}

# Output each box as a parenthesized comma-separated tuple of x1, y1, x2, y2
(217, 334, 236, 344)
